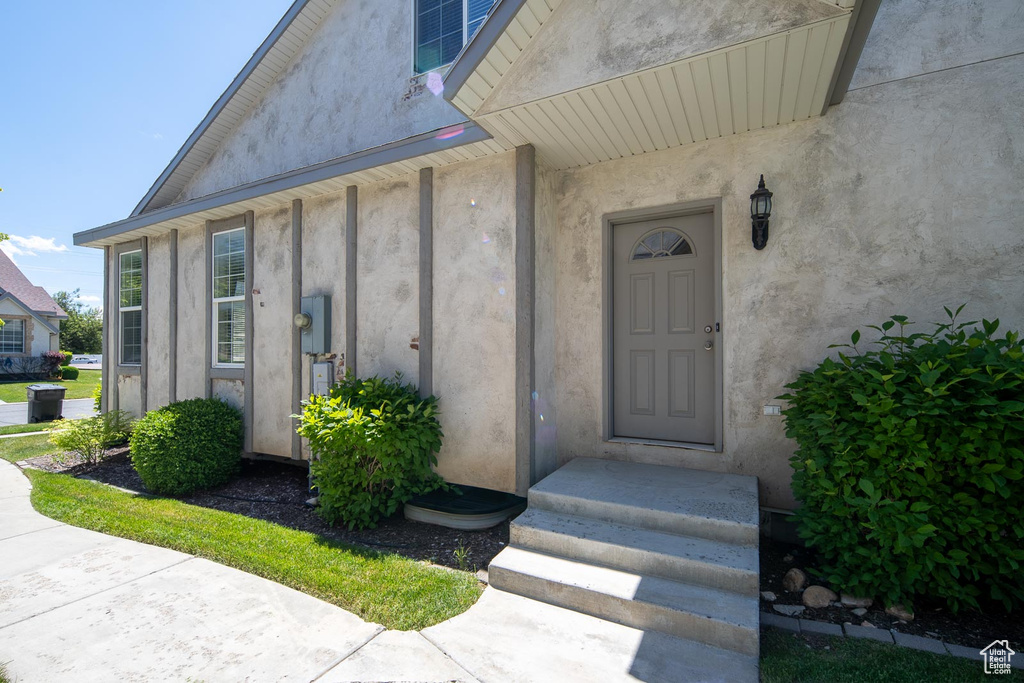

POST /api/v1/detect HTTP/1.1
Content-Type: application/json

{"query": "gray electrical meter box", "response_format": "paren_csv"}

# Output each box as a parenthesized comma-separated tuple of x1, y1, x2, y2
(300, 295, 331, 354)
(312, 362, 333, 396)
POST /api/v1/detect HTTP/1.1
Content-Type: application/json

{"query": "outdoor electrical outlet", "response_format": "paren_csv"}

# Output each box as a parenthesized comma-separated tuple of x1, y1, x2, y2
(763, 405, 781, 416)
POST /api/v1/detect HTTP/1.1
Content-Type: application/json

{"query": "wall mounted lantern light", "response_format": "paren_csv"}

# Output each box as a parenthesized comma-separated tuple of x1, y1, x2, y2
(750, 174, 773, 250)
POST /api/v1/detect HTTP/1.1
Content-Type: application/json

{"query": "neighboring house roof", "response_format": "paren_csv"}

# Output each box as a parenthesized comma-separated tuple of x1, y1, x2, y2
(132, 0, 338, 217)
(0, 249, 67, 320)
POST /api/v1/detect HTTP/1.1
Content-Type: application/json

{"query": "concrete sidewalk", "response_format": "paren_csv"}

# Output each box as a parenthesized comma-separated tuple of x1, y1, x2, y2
(0, 459, 726, 682)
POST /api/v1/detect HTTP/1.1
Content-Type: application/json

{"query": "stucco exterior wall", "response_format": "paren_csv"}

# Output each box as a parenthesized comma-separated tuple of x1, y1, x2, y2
(300, 189, 348, 385)
(117, 374, 142, 417)
(212, 378, 244, 414)
(146, 234, 171, 410)
(432, 152, 517, 491)
(177, 0, 465, 203)
(533, 160, 558, 483)
(481, 0, 842, 114)
(175, 224, 207, 400)
(356, 177, 419, 384)
(252, 205, 295, 457)
(550, 53, 1024, 509)
(850, 0, 1024, 90)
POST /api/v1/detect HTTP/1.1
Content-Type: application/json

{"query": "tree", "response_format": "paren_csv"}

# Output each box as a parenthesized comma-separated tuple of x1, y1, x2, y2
(52, 289, 103, 353)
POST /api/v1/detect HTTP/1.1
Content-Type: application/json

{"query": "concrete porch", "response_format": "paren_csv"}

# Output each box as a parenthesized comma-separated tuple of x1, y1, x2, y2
(487, 457, 760, 681)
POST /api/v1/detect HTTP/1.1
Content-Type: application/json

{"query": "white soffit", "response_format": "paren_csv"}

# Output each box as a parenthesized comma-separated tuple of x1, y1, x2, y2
(448, 0, 566, 117)
(133, 0, 337, 216)
(77, 130, 510, 248)
(473, 13, 852, 170)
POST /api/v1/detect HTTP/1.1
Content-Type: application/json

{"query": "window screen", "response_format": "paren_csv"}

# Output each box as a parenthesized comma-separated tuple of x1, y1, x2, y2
(0, 319, 24, 354)
(415, 0, 496, 73)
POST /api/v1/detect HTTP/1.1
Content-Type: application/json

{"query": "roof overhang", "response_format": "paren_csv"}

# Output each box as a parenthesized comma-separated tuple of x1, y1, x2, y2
(132, 0, 339, 216)
(445, 0, 875, 171)
(0, 292, 63, 334)
(75, 123, 505, 248)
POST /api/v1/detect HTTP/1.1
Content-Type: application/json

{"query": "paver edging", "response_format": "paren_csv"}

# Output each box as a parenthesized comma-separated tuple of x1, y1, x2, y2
(760, 610, 1007, 663)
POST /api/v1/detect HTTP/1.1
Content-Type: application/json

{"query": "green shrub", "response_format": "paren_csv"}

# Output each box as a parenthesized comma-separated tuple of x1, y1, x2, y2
(60, 351, 73, 366)
(41, 351, 65, 377)
(61, 366, 80, 381)
(93, 382, 102, 411)
(49, 411, 135, 465)
(129, 398, 243, 496)
(297, 372, 445, 530)
(780, 307, 1024, 613)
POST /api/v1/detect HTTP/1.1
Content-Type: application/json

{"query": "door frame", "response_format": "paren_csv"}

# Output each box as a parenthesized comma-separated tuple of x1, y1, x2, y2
(601, 198, 724, 452)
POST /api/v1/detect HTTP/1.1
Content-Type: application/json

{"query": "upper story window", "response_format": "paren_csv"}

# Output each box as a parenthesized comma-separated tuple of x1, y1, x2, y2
(119, 250, 143, 365)
(415, 0, 497, 74)
(212, 227, 246, 367)
(0, 319, 25, 354)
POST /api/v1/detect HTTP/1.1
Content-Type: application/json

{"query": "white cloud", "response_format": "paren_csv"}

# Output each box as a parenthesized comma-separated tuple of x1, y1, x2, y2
(1, 235, 70, 259)
(76, 294, 102, 304)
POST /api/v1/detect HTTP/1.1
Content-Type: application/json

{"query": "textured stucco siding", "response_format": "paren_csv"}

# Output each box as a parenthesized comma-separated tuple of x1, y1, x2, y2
(849, 0, 1024, 90)
(300, 189, 348, 384)
(252, 205, 295, 457)
(356, 177, 419, 384)
(177, 0, 465, 202)
(146, 234, 171, 410)
(432, 153, 517, 492)
(481, 0, 843, 114)
(212, 378, 244, 414)
(175, 225, 207, 400)
(533, 161, 558, 483)
(117, 374, 142, 417)
(551, 54, 1024, 509)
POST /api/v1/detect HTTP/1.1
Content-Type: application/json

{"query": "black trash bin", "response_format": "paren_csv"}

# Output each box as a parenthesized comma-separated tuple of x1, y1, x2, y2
(27, 383, 66, 423)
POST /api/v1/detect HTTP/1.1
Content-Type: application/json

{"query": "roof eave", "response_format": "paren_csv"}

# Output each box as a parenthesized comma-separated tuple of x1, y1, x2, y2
(442, 0, 527, 106)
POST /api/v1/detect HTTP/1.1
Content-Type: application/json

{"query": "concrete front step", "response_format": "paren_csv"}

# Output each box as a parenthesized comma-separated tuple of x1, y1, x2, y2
(511, 508, 759, 596)
(489, 546, 759, 656)
(529, 458, 759, 546)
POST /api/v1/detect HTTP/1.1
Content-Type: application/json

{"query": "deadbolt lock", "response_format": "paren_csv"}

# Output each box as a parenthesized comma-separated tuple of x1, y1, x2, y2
(704, 325, 713, 334)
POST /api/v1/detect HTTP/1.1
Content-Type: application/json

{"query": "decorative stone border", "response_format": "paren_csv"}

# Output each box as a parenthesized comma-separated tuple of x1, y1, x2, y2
(761, 611, 1024, 669)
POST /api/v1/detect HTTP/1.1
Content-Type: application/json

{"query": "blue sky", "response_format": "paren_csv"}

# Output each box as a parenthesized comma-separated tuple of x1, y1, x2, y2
(0, 1, 293, 310)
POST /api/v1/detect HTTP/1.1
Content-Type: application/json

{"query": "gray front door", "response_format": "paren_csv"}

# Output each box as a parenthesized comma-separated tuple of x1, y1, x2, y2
(613, 213, 715, 444)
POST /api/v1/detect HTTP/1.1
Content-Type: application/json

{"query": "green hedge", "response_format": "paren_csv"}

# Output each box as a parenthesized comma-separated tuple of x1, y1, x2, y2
(780, 307, 1024, 613)
(297, 372, 445, 530)
(59, 351, 73, 366)
(60, 366, 80, 381)
(129, 398, 243, 496)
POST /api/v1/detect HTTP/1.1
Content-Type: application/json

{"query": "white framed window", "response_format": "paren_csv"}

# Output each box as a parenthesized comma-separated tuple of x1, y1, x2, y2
(212, 227, 246, 367)
(119, 250, 143, 365)
(0, 319, 25, 354)
(414, 0, 496, 74)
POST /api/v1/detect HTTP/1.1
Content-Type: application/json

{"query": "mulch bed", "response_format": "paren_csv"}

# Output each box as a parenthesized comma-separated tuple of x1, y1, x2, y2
(760, 536, 1024, 649)
(25, 448, 508, 573)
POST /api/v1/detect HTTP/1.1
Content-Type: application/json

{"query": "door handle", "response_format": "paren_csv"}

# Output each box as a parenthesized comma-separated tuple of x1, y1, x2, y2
(704, 340, 714, 351)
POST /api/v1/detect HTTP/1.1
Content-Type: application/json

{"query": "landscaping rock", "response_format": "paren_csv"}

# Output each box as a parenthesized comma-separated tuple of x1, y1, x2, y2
(783, 554, 794, 563)
(761, 591, 777, 602)
(852, 607, 868, 617)
(861, 621, 876, 628)
(802, 586, 838, 608)
(886, 604, 915, 622)
(782, 568, 807, 592)
(774, 604, 805, 617)
(840, 594, 873, 609)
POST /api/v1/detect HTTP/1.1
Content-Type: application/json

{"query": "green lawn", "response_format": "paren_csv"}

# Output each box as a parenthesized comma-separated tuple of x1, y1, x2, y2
(0, 422, 54, 436)
(0, 433, 57, 463)
(26, 469, 481, 630)
(761, 629, 1024, 682)
(0, 369, 100, 403)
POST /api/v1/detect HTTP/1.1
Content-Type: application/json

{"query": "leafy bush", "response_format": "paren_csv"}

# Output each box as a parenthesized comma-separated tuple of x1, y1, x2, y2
(93, 382, 102, 411)
(49, 411, 135, 465)
(129, 398, 243, 496)
(297, 372, 445, 530)
(780, 307, 1024, 613)
(59, 351, 73, 366)
(61, 366, 80, 381)
(41, 351, 65, 377)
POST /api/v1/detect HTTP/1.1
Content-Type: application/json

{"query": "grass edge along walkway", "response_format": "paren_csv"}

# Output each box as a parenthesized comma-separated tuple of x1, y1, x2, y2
(761, 629, 1024, 682)
(26, 470, 481, 631)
